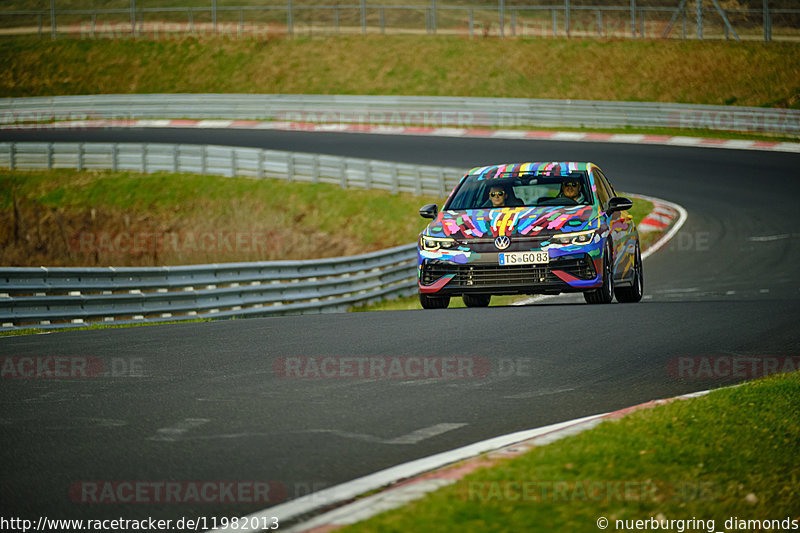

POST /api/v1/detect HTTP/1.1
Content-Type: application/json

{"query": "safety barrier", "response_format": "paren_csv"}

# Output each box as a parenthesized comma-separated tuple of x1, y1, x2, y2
(3, 94, 798, 135)
(0, 141, 467, 330)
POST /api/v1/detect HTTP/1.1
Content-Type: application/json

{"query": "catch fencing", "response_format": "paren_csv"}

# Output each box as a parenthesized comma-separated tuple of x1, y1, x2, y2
(0, 141, 466, 330)
(0, 1, 797, 41)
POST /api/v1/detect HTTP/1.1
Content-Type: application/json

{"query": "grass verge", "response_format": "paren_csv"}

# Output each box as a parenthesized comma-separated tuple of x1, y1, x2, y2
(340, 371, 800, 533)
(0, 168, 440, 266)
(2, 36, 799, 111)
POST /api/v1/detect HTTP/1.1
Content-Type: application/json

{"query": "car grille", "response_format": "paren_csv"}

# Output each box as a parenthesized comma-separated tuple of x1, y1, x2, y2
(421, 256, 595, 288)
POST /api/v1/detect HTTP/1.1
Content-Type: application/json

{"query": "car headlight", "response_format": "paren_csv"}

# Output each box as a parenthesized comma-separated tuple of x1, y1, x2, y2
(420, 235, 458, 251)
(551, 229, 596, 246)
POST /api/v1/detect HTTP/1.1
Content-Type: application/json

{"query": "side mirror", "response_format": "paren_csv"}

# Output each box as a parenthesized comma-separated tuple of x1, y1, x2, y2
(607, 196, 633, 213)
(419, 204, 438, 219)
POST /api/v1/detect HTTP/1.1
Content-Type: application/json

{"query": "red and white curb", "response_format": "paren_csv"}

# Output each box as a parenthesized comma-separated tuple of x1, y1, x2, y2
(4, 119, 800, 153)
(211, 389, 711, 532)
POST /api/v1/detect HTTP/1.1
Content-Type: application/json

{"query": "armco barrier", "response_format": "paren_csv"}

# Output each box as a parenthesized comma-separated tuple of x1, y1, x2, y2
(2, 94, 799, 136)
(0, 244, 419, 331)
(0, 142, 464, 196)
(0, 141, 467, 331)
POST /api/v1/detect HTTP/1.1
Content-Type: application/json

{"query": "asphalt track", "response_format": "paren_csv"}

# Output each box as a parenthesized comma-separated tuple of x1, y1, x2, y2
(1, 128, 799, 528)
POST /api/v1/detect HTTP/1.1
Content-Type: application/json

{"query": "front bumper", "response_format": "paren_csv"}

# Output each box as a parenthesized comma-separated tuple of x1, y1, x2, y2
(418, 252, 601, 295)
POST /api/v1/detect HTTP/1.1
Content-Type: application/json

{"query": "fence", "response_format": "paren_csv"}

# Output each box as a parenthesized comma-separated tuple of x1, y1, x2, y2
(0, 1, 798, 41)
(0, 141, 467, 331)
(3, 94, 799, 136)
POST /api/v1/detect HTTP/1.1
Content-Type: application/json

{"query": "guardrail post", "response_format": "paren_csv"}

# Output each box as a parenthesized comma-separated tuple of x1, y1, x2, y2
(365, 161, 372, 190)
(9, 143, 15, 170)
(78, 143, 84, 171)
(287, 153, 294, 182)
(630, 0, 636, 38)
(130, 0, 136, 37)
(312, 154, 320, 184)
(469, 9, 474, 38)
(287, 0, 294, 36)
(552, 9, 557, 37)
(334, 6, 339, 33)
(257, 150, 264, 179)
(414, 168, 421, 195)
(201, 145, 207, 174)
(763, 0, 771, 41)
(499, 0, 505, 38)
(173, 145, 179, 172)
(231, 148, 238, 177)
(142, 144, 147, 173)
(212, 0, 217, 34)
(565, 0, 570, 37)
(112, 143, 118, 171)
(696, 0, 703, 39)
(391, 165, 398, 194)
(597, 10, 602, 37)
(339, 160, 347, 189)
(50, 0, 57, 40)
(437, 169, 445, 196)
(47, 143, 53, 170)
(360, 0, 366, 34)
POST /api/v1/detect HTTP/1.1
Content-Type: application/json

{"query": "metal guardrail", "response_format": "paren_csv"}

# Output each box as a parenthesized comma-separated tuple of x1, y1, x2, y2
(3, 94, 798, 136)
(0, 243, 419, 330)
(0, 141, 467, 331)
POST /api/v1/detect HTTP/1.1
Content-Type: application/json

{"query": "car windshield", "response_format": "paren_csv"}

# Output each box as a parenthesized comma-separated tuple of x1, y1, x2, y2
(444, 171, 593, 210)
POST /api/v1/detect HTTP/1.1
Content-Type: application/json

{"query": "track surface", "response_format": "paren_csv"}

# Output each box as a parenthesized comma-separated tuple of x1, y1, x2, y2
(2, 128, 799, 526)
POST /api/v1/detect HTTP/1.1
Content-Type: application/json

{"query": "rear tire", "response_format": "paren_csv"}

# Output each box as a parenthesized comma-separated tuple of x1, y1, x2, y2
(463, 294, 491, 307)
(419, 293, 450, 309)
(614, 241, 644, 303)
(584, 243, 614, 304)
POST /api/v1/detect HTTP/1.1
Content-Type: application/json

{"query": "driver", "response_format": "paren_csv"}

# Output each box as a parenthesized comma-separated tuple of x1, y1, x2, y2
(558, 179, 586, 203)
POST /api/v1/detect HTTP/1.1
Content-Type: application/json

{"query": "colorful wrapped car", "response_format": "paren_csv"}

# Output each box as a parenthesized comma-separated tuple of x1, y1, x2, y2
(417, 162, 643, 308)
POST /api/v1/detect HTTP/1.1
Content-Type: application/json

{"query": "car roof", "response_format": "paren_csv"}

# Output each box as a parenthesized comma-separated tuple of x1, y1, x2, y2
(465, 162, 596, 179)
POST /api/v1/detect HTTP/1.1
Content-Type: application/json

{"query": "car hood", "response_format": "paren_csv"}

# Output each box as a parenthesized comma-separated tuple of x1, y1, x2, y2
(424, 205, 597, 239)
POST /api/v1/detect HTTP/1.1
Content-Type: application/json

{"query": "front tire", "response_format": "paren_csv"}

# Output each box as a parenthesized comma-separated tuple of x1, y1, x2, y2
(614, 241, 644, 303)
(419, 293, 450, 309)
(463, 294, 491, 307)
(584, 243, 614, 304)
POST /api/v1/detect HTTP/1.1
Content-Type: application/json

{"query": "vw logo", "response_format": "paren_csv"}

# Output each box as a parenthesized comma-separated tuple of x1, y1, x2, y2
(494, 236, 511, 250)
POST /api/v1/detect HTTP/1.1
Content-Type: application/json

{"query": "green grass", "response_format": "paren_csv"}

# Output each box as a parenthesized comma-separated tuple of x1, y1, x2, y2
(0, 168, 441, 266)
(2, 36, 799, 111)
(341, 371, 800, 532)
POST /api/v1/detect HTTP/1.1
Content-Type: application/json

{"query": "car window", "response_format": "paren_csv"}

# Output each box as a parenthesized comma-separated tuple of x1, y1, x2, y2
(595, 168, 618, 197)
(592, 169, 612, 211)
(445, 171, 593, 210)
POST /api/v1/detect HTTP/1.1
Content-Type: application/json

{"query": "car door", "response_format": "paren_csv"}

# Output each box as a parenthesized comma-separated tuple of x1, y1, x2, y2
(594, 168, 636, 281)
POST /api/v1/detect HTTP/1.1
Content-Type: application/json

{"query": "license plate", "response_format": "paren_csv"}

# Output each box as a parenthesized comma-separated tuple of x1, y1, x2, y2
(499, 251, 549, 265)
